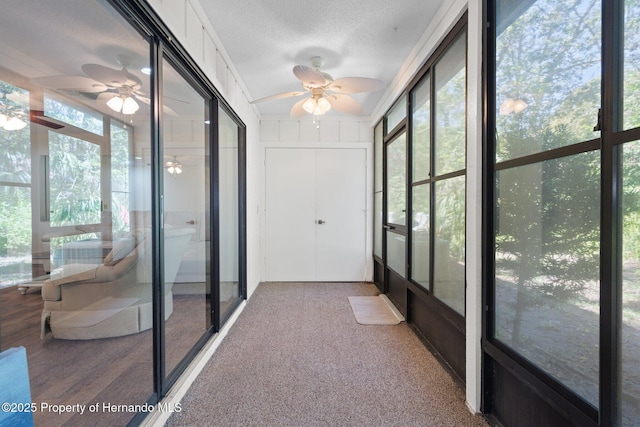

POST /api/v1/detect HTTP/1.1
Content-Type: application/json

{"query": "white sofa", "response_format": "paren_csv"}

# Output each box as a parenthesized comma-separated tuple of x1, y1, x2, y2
(40, 227, 194, 340)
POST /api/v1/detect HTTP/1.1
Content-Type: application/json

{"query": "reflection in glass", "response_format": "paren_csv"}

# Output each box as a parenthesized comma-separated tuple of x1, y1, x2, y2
(625, 0, 640, 130)
(386, 133, 406, 225)
(162, 60, 210, 376)
(0, 186, 32, 287)
(495, 0, 601, 160)
(411, 183, 430, 288)
(374, 121, 383, 259)
(495, 152, 600, 406)
(374, 192, 383, 258)
(0, 81, 32, 286)
(622, 141, 640, 425)
(433, 177, 465, 313)
(45, 92, 104, 136)
(412, 75, 431, 183)
(386, 231, 405, 277)
(434, 34, 466, 176)
(49, 132, 101, 227)
(219, 106, 241, 321)
(110, 123, 131, 235)
(374, 122, 383, 192)
(0, 1, 155, 424)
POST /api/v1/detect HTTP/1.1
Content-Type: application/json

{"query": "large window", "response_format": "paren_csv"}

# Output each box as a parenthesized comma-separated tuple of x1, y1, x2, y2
(409, 30, 467, 315)
(489, 0, 640, 425)
(0, 82, 32, 287)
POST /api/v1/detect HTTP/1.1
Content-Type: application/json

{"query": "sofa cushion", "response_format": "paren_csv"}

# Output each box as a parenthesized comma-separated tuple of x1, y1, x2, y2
(47, 264, 99, 286)
(104, 237, 136, 266)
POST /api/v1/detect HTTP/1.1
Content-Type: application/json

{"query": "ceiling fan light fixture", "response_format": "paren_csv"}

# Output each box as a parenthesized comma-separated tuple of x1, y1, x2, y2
(165, 157, 183, 175)
(122, 96, 139, 114)
(4, 116, 27, 131)
(302, 97, 331, 115)
(316, 97, 331, 114)
(302, 97, 317, 114)
(106, 95, 124, 113)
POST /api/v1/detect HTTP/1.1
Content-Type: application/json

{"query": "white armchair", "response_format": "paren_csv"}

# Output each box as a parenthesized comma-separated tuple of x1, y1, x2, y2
(41, 227, 194, 340)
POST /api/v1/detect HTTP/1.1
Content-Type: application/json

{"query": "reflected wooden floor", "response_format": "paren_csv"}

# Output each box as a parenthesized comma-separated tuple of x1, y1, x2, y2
(0, 285, 210, 426)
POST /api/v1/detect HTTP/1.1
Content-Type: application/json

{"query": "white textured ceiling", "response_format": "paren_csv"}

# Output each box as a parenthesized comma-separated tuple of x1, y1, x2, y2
(199, 0, 445, 117)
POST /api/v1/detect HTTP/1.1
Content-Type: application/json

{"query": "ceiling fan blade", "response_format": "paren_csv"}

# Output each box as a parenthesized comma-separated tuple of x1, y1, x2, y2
(82, 64, 129, 87)
(30, 110, 65, 129)
(290, 97, 309, 117)
(293, 65, 327, 88)
(133, 93, 179, 116)
(251, 91, 307, 104)
(133, 93, 150, 104)
(328, 77, 385, 94)
(326, 93, 363, 114)
(30, 75, 107, 93)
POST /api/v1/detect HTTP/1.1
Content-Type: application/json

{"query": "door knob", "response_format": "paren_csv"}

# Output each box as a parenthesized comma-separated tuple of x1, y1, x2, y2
(316, 220, 326, 224)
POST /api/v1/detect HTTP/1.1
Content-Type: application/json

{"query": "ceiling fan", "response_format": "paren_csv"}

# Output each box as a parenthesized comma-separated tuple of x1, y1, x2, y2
(251, 56, 385, 117)
(31, 55, 176, 116)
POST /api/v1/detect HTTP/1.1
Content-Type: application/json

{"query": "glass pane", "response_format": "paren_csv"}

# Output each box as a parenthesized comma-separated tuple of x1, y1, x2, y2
(412, 75, 431, 183)
(435, 33, 466, 176)
(0, 82, 30, 184)
(374, 192, 383, 258)
(495, 0, 601, 161)
(386, 133, 406, 225)
(411, 183, 430, 288)
(44, 92, 104, 135)
(49, 132, 101, 227)
(219, 106, 241, 321)
(374, 122, 383, 192)
(162, 60, 210, 377)
(433, 177, 465, 314)
(495, 151, 600, 406)
(624, 0, 640, 130)
(110, 123, 131, 236)
(0, 1, 154, 425)
(622, 140, 640, 425)
(0, 186, 32, 287)
(386, 231, 405, 277)
(386, 94, 406, 133)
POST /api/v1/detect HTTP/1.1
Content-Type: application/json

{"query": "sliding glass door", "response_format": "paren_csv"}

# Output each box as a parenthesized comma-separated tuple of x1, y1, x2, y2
(0, 1, 247, 425)
(160, 59, 211, 379)
(218, 106, 243, 322)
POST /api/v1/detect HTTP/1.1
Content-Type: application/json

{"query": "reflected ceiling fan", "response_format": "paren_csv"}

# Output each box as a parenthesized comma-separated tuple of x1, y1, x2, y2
(31, 55, 178, 116)
(251, 56, 385, 117)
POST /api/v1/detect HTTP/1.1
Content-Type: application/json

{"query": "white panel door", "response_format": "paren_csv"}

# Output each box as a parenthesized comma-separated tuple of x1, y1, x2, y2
(314, 148, 366, 281)
(265, 148, 367, 281)
(265, 149, 316, 280)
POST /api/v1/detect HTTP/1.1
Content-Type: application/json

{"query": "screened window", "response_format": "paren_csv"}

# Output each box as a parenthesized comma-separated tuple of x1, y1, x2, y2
(409, 30, 467, 315)
(386, 95, 407, 133)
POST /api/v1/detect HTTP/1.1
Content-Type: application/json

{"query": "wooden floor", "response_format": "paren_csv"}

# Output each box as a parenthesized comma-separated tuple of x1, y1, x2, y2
(0, 285, 215, 426)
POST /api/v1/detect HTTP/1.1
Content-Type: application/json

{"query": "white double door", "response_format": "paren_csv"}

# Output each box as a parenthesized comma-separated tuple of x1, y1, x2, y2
(265, 147, 367, 281)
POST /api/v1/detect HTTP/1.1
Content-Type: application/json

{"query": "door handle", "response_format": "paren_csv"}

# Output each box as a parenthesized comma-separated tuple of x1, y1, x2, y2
(185, 220, 196, 224)
(316, 220, 326, 225)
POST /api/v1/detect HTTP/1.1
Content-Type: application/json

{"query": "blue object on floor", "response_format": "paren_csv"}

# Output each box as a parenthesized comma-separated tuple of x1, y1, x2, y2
(0, 347, 34, 427)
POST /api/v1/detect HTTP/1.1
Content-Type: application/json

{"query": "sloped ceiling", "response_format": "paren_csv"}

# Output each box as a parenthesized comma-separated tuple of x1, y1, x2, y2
(198, 0, 445, 117)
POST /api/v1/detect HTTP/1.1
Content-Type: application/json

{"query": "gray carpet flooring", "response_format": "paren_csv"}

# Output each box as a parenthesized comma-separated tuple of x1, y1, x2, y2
(166, 282, 489, 427)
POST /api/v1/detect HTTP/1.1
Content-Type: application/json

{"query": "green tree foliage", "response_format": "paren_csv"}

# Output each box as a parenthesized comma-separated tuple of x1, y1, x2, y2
(495, 0, 603, 349)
